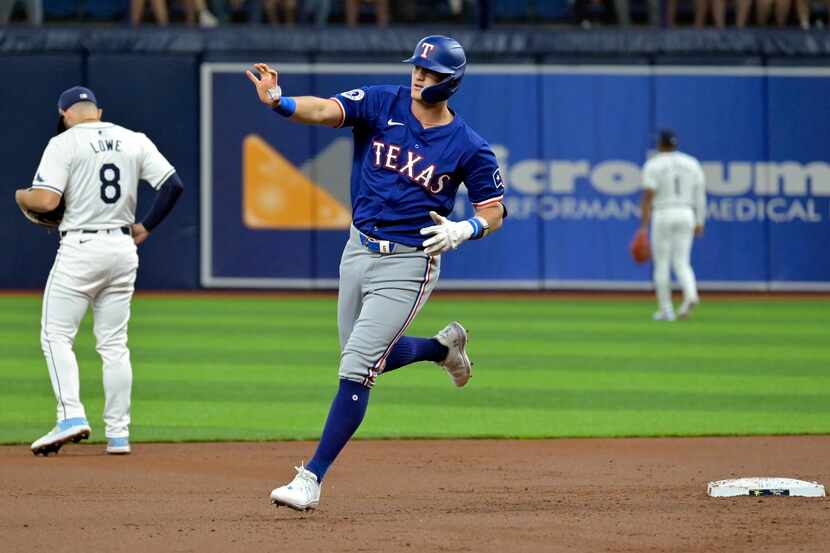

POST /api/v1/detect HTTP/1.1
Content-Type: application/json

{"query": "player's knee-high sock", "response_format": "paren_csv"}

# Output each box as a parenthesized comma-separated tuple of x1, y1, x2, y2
(382, 337, 448, 372)
(306, 379, 370, 483)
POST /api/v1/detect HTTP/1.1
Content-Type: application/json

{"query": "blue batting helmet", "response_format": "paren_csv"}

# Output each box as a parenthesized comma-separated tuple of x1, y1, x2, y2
(403, 35, 466, 104)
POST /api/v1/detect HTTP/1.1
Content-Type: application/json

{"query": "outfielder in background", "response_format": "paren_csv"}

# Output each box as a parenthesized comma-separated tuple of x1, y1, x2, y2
(639, 130, 706, 321)
(15, 86, 184, 456)
(246, 35, 506, 510)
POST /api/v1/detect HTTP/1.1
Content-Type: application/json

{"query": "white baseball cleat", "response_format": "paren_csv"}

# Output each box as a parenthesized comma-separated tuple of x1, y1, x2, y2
(31, 417, 91, 456)
(270, 464, 321, 511)
(106, 437, 131, 455)
(652, 310, 676, 322)
(678, 300, 699, 320)
(434, 321, 472, 387)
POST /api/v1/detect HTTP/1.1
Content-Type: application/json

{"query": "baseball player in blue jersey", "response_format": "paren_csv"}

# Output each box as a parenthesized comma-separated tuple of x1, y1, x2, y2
(246, 35, 506, 511)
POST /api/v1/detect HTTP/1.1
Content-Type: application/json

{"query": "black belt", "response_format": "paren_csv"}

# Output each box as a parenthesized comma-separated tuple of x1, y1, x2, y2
(60, 226, 131, 238)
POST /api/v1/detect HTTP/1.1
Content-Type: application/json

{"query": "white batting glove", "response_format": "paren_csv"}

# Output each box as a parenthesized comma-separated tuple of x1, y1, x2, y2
(419, 211, 476, 256)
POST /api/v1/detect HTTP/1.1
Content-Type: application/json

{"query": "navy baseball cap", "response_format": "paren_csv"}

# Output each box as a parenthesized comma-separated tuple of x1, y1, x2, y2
(657, 129, 678, 148)
(57, 86, 97, 112)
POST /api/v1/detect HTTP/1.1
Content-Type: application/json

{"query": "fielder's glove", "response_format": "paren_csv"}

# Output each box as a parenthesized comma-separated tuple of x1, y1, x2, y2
(19, 196, 65, 229)
(420, 211, 486, 256)
(629, 228, 651, 264)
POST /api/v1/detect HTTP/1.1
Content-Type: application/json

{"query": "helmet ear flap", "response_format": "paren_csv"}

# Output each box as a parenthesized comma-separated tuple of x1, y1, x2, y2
(420, 73, 463, 104)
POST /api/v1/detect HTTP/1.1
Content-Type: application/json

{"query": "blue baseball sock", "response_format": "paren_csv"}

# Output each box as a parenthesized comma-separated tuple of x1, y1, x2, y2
(306, 379, 370, 483)
(383, 336, 448, 372)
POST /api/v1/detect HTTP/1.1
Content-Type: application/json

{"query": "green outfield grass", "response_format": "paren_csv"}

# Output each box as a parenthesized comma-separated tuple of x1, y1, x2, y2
(1, 294, 828, 444)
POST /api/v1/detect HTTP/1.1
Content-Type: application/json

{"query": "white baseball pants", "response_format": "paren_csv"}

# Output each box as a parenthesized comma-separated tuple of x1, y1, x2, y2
(41, 229, 138, 438)
(650, 207, 699, 314)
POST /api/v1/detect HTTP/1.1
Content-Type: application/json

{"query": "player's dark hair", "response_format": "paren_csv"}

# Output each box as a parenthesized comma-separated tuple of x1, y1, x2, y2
(658, 129, 678, 150)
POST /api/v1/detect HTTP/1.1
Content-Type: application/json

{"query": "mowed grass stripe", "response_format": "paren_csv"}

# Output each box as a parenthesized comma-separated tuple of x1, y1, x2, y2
(3, 400, 828, 441)
(1, 295, 826, 316)
(0, 367, 830, 404)
(0, 294, 828, 443)
(4, 332, 828, 366)
(3, 348, 824, 377)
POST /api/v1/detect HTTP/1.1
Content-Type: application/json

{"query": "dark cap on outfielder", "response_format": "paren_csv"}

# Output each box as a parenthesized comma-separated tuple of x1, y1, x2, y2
(57, 86, 98, 112)
(658, 128, 678, 148)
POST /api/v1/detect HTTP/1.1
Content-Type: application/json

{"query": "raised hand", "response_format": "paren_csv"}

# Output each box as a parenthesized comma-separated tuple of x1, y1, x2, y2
(245, 63, 281, 107)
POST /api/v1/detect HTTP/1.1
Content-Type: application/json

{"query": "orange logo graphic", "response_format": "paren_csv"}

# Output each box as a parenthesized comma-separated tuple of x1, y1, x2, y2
(242, 134, 351, 230)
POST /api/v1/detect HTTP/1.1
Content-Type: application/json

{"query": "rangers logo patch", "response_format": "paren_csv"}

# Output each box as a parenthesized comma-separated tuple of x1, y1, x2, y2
(341, 89, 366, 101)
(493, 168, 504, 189)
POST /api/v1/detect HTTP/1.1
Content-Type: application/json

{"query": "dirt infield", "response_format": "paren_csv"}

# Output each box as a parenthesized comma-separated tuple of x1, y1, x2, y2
(2, 437, 828, 553)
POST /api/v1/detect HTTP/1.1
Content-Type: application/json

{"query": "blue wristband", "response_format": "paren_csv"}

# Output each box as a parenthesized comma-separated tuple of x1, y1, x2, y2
(466, 217, 486, 240)
(272, 97, 296, 117)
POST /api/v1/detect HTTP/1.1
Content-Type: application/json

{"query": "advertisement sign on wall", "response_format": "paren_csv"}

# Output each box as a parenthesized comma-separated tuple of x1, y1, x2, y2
(201, 64, 830, 290)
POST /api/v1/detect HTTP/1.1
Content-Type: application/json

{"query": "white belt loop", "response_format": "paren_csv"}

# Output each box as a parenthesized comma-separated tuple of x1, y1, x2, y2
(379, 241, 391, 254)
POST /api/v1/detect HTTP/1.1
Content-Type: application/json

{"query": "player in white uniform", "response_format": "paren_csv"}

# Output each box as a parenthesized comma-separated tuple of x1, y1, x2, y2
(15, 86, 183, 456)
(639, 130, 706, 321)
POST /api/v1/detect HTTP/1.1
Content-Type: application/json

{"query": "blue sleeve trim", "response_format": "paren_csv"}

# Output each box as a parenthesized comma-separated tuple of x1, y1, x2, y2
(141, 172, 183, 232)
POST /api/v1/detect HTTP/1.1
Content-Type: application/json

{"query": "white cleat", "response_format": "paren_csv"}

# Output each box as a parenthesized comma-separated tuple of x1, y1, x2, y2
(678, 300, 699, 320)
(652, 310, 676, 322)
(31, 418, 91, 456)
(434, 321, 472, 387)
(270, 465, 320, 511)
(106, 437, 131, 455)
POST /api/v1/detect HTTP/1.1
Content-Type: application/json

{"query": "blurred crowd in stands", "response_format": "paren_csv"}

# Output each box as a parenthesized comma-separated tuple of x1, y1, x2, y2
(1, 0, 828, 29)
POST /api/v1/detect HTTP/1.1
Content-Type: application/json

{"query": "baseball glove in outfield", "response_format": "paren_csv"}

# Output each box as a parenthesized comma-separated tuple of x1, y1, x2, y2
(629, 228, 651, 264)
(19, 196, 65, 229)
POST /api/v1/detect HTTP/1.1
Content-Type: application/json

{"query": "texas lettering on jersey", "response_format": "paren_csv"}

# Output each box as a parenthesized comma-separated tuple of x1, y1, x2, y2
(370, 141, 450, 194)
(332, 84, 504, 247)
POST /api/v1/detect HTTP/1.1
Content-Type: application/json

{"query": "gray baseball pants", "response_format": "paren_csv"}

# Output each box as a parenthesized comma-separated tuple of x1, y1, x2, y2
(338, 225, 440, 387)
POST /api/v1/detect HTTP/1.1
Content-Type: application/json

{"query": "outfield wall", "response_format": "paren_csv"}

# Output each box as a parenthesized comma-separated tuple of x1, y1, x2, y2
(2, 28, 829, 290)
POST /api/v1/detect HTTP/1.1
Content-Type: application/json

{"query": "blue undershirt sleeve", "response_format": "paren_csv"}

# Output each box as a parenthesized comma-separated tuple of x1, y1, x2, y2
(141, 172, 184, 232)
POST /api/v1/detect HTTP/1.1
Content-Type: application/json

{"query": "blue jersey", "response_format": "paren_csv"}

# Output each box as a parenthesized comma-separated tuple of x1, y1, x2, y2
(331, 85, 504, 247)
